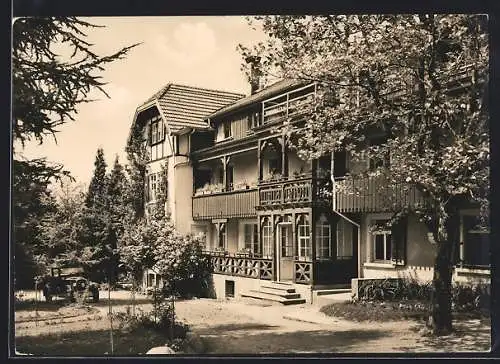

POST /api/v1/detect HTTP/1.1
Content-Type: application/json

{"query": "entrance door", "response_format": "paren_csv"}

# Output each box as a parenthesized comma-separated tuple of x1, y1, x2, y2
(276, 223, 294, 281)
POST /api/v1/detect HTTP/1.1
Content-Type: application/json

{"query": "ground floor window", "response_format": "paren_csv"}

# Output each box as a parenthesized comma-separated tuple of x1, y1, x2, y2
(297, 215, 311, 259)
(373, 229, 392, 262)
(316, 214, 332, 259)
(262, 218, 273, 258)
(462, 214, 490, 268)
(336, 218, 353, 259)
(370, 218, 406, 264)
(244, 223, 259, 254)
(217, 223, 226, 250)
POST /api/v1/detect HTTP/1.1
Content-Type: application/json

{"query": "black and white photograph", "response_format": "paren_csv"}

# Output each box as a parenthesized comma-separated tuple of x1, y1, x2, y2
(11, 13, 491, 356)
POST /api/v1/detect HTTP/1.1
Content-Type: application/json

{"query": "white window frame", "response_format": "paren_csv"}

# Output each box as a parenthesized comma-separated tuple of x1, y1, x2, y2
(262, 218, 273, 258)
(316, 215, 331, 259)
(150, 116, 164, 145)
(297, 216, 311, 259)
(372, 229, 392, 262)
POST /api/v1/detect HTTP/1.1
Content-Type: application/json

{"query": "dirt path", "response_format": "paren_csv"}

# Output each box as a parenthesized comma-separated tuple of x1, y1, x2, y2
(14, 290, 491, 354)
(173, 298, 430, 353)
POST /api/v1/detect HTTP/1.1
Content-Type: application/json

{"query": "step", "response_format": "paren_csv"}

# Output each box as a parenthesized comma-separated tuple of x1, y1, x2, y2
(316, 288, 352, 296)
(240, 291, 306, 305)
(260, 284, 296, 294)
(249, 289, 301, 299)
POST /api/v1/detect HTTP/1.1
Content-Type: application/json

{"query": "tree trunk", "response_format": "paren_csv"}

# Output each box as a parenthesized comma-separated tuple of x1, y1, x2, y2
(429, 202, 456, 335)
(430, 239, 454, 334)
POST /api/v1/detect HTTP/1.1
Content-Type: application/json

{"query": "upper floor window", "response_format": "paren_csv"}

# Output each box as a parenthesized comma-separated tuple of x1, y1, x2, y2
(269, 157, 281, 176)
(247, 111, 261, 129)
(223, 120, 232, 139)
(367, 135, 390, 170)
(150, 117, 165, 145)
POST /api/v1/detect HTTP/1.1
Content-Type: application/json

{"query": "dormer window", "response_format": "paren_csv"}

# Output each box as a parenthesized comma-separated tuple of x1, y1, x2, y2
(150, 116, 165, 145)
(223, 120, 232, 139)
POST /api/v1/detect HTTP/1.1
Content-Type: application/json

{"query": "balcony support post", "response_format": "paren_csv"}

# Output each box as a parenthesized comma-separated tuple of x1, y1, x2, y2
(257, 139, 262, 181)
(282, 133, 288, 178)
(309, 209, 316, 285)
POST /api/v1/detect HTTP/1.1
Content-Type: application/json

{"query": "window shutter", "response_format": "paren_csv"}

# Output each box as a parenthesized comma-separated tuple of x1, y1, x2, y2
(391, 217, 407, 266)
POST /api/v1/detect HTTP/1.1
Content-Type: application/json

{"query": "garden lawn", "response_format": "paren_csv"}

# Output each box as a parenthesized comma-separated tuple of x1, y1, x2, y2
(15, 326, 171, 356)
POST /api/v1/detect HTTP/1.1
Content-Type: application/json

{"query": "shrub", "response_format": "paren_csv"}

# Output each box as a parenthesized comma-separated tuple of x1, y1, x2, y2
(120, 217, 213, 299)
(111, 292, 189, 343)
(452, 283, 490, 312)
(357, 277, 431, 302)
(355, 276, 490, 314)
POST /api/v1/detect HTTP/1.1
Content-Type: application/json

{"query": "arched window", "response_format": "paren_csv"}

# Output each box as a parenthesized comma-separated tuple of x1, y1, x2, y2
(297, 215, 311, 259)
(316, 214, 331, 259)
(262, 217, 273, 258)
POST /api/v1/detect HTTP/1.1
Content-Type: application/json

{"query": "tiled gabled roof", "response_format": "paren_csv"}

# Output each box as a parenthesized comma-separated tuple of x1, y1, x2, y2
(136, 84, 245, 134)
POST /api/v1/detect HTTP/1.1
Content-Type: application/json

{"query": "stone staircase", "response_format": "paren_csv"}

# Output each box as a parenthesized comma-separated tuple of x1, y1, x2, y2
(241, 281, 306, 305)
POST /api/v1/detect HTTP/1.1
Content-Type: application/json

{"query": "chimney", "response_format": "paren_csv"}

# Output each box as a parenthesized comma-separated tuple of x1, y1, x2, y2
(245, 55, 262, 94)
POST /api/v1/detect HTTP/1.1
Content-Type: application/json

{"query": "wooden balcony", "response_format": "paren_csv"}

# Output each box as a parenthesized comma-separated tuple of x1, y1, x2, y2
(192, 188, 258, 220)
(261, 84, 316, 126)
(258, 177, 331, 209)
(334, 175, 427, 213)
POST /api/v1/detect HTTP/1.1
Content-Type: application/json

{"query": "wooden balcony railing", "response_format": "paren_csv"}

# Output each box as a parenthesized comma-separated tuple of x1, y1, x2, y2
(334, 175, 427, 213)
(261, 84, 316, 125)
(259, 177, 331, 208)
(203, 251, 273, 280)
(192, 188, 258, 220)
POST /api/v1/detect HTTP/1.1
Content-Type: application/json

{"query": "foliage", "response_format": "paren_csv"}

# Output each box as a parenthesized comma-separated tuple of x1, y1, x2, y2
(119, 216, 211, 298)
(356, 277, 432, 302)
(125, 116, 150, 221)
(111, 298, 189, 346)
(242, 14, 489, 333)
(13, 158, 60, 288)
(12, 17, 138, 146)
(451, 282, 490, 312)
(355, 277, 490, 314)
(36, 181, 87, 267)
(85, 148, 108, 208)
(12, 17, 137, 287)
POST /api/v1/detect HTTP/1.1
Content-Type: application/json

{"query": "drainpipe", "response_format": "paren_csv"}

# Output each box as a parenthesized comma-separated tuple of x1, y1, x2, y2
(331, 152, 362, 279)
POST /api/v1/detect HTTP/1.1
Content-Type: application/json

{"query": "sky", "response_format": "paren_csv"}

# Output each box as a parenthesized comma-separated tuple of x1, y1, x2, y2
(18, 16, 266, 188)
